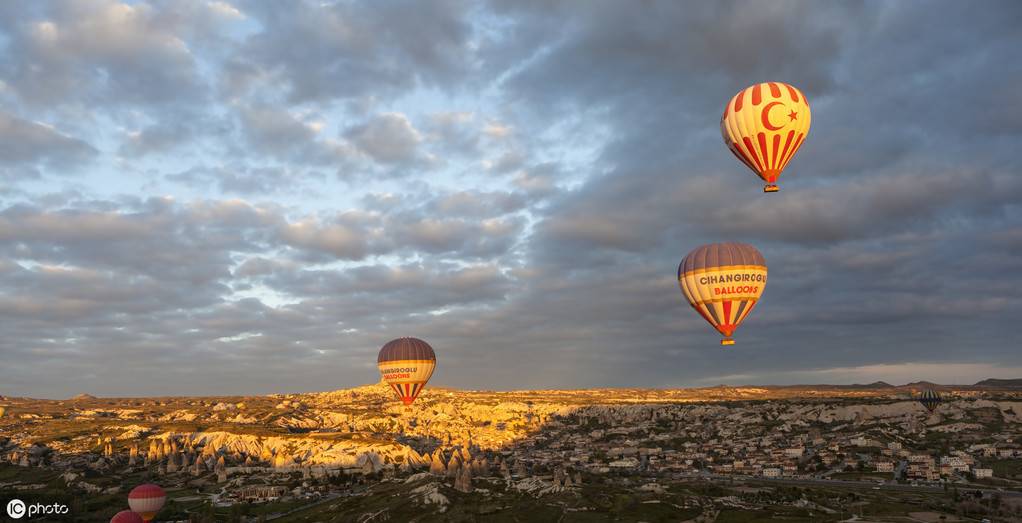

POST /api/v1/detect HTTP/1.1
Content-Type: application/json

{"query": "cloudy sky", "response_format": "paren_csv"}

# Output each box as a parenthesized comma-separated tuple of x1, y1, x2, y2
(1, 0, 1020, 398)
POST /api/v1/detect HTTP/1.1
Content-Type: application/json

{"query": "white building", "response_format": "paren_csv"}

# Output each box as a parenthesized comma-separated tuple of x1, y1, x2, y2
(608, 457, 640, 470)
(784, 448, 805, 458)
(940, 456, 970, 473)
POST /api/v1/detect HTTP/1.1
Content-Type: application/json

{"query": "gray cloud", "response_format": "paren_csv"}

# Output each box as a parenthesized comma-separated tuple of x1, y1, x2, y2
(167, 164, 321, 196)
(1, 0, 1021, 397)
(453, 0, 1022, 388)
(0, 112, 96, 172)
(0, 195, 523, 396)
(119, 114, 233, 158)
(0, 0, 208, 107)
(344, 112, 427, 166)
(236, 0, 474, 103)
(237, 105, 353, 165)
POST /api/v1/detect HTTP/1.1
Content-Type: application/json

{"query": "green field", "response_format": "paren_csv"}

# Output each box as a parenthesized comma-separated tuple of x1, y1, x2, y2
(989, 459, 1022, 480)
(273, 477, 703, 523)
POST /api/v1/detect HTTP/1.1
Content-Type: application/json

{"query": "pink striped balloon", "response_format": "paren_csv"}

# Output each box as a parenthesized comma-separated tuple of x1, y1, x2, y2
(111, 510, 145, 523)
(128, 484, 165, 522)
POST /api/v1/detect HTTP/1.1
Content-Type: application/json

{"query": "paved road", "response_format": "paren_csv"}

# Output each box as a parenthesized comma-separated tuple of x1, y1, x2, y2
(266, 488, 372, 521)
(688, 472, 1022, 499)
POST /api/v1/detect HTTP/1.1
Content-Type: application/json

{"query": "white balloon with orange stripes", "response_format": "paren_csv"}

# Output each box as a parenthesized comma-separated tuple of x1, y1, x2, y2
(721, 81, 811, 192)
(678, 242, 768, 346)
(377, 337, 436, 406)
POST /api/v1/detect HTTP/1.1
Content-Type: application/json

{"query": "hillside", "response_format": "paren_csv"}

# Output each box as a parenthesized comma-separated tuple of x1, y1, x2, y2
(975, 378, 1022, 389)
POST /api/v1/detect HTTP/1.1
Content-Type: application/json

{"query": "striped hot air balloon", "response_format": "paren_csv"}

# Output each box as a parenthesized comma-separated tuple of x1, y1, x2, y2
(128, 484, 165, 522)
(111, 510, 145, 523)
(377, 337, 436, 406)
(918, 389, 942, 413)
(679, 243, 767, 346)
(721, 81, 811, 192)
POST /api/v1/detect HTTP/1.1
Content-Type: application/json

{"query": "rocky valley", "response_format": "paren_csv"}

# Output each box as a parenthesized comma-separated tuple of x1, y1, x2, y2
(2, 382, 1022, 521)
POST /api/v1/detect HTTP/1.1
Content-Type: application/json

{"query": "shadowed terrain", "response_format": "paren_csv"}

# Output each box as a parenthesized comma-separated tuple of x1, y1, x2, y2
(2, 381, 1022, 521)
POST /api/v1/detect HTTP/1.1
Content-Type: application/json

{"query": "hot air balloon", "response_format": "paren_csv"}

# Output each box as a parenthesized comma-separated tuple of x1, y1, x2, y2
(128, 484, 165, 522)
(918, 389, 942, 413)
(721, 82, 811, 192)
(678, 242, 767, 346)
(111, 510, 145, 523)
(377, 337, 436, 406)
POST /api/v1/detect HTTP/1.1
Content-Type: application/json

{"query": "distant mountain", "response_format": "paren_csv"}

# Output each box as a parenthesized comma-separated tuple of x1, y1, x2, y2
(765, 381, 895, 390)
(974, 378, 1022, 389)
(820, 381, 897, 390)
(900, 381, 944, 390)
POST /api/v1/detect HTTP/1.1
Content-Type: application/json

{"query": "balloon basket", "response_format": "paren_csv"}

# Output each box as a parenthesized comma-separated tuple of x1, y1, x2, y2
(763, 184, 779, 193)
(720, 338, 735, 346)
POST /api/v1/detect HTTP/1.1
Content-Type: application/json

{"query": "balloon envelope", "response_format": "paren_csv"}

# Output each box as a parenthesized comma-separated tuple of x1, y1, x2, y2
(721, 82, 811, 192)
(377, 337, 436, 405)
(678, 242, 767, 345)
(918, 389, 942, 412)
(111, 510, 145, 523)
(128, 484, 165, 522)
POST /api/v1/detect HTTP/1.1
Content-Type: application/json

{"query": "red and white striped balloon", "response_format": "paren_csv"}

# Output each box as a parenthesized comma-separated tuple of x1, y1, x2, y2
(128, 484, 165, 522)
(111, 510, 145, 523)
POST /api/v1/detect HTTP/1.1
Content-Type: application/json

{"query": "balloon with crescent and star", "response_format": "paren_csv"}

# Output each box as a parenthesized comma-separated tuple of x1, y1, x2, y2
(721, 82, 811, 192)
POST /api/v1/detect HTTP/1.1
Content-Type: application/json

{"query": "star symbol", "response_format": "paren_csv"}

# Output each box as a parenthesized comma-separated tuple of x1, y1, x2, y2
(788, 110, 798, 121)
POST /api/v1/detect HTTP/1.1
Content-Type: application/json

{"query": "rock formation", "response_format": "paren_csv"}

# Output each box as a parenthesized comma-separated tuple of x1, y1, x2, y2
(446, 456, 461, 479)
(429, 455, 446, 476)
(513, 460, 527, 477)
(454, 463, 473, 493)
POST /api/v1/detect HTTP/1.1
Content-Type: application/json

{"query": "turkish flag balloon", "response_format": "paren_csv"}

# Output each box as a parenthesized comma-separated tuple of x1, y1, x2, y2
(721, 82, 811, 192)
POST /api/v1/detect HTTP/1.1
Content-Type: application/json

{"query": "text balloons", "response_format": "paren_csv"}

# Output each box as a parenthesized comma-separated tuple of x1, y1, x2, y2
(378, 337, 437, 406)
(679, 243, 767, 346)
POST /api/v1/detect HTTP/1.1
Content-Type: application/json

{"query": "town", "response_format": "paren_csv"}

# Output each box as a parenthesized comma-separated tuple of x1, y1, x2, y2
(2, 381, 1021, 521)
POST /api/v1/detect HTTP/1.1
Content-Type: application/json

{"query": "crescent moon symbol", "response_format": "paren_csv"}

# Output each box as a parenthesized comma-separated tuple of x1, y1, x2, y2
(760, 101, 785, 131)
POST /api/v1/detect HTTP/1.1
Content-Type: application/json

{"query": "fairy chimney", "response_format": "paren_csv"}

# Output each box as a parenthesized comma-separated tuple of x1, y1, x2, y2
(454, 464, 473, 493)
(446, 456, 462, 479)
(429, 456, 446, 476)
